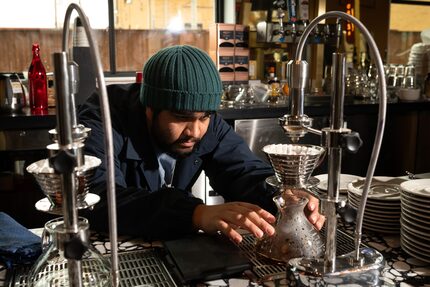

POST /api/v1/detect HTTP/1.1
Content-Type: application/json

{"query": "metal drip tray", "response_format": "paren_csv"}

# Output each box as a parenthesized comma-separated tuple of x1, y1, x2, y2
(8, 230, 365, 286)
(239, 228, 368, 282)
(7, 249, 177, 287)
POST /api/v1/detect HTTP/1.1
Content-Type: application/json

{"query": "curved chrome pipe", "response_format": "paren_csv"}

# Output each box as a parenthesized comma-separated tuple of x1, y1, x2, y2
(294, 11, 387, 260)
(61, 4, 119, 286)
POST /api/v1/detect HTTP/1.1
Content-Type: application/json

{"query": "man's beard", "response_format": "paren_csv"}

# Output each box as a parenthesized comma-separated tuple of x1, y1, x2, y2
(151, 124, 200, 157)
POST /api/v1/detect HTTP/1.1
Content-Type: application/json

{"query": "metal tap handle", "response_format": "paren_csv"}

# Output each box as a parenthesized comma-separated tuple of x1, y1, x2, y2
(336, 202, 357, 224)
(340, 131, 363, 153)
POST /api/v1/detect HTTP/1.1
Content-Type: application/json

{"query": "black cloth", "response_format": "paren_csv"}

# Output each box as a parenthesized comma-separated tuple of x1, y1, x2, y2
(78, 83, 277, 241)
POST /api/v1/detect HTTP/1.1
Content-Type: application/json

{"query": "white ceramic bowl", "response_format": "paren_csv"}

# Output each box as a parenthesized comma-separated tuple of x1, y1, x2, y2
(398, 88, 421, 101)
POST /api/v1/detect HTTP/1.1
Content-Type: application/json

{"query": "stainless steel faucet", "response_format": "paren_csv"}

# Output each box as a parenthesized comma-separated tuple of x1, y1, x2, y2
(281, 11, 388, 282)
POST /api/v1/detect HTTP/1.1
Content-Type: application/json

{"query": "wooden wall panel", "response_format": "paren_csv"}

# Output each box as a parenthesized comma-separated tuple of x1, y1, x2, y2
(0, 29, 209, 74)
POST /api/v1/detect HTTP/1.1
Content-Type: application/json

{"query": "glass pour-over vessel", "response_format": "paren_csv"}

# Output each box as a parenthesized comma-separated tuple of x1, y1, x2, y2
(255, 144, 326, 263)
(29, 217, 111, 287)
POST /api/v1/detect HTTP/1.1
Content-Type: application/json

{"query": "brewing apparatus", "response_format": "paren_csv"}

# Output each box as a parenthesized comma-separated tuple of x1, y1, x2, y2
(255, 144, 326, 264)
(27, 4, 119, 287)
(281, 11, 387, 285)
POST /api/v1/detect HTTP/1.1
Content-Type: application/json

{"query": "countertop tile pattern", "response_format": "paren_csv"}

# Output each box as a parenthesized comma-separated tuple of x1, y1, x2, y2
(1, 225, 430, 287)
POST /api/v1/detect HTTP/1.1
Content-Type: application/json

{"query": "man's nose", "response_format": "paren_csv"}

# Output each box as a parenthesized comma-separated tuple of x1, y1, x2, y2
(184, 121, 201, 138)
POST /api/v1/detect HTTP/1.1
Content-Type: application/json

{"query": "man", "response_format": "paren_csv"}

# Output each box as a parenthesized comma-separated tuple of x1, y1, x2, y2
(78, 45, 324, 243)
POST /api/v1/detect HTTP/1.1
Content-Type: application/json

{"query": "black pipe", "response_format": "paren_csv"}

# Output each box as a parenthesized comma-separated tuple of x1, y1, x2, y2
(215, 0, 224, 23)
(108, 0, 116, 73)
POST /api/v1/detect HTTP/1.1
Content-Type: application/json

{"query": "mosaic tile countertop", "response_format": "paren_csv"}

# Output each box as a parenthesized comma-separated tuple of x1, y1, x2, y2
(1, 226, 429, 287)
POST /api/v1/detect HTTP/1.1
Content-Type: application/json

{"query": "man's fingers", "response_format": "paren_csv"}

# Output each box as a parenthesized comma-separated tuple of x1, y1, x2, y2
(223, 206, 275, 238)
(315, 215, 326, 230)
(235, 202, 276, 223)
(217, 220, 243, 244)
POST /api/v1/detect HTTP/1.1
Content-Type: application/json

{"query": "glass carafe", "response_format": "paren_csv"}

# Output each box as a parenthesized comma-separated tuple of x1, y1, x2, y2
(29, 217, 111, 287)
(255, 191, 324, 263)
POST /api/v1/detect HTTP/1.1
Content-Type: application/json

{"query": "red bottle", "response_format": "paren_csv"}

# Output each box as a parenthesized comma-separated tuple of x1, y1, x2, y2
(28, 43, 48, 114)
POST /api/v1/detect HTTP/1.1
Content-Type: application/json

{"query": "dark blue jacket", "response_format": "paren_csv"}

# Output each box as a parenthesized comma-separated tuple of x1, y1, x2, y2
(78, 83, 276, 240)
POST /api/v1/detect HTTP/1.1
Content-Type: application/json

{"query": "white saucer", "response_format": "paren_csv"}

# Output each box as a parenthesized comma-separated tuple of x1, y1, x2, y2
(35, 193, 100, 215)
(400, 179, 430, 198)
(314, 174, 362, 193)
(347, 177, 406, 201)
(265, 175, 320, 188)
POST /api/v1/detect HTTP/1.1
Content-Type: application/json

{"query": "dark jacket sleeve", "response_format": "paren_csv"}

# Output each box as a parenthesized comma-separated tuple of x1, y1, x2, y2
(203, 115, 278, 215)
(81, 185, 203, 241)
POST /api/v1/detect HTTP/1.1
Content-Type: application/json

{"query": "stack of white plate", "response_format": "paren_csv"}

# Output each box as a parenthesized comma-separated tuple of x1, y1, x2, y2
(399, 179, 430, 263)
(407, 43, 430, 77)
(347, 177, 406, 234)
(314, 174, 362, 194)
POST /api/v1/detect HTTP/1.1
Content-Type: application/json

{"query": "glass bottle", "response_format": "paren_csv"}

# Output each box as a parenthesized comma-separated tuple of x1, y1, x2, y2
(267, 73, 281, 104)
(255, 193, 324, 263)
(28, 43, 48, 114)
(29, 217, 111, 287)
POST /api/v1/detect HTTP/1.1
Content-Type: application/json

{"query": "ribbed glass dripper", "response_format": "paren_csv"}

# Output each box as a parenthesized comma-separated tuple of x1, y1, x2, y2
(263, 144, 325, 188)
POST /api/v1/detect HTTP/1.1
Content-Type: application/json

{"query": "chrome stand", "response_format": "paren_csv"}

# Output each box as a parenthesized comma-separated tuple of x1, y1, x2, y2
(27, 4, 119, 287)
(281, 11, 387, 285)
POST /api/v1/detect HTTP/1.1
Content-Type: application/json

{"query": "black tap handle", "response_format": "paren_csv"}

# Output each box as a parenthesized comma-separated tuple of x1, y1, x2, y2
(336, 202, 357, 224)
(341, 131, 363, 153)
(49, 149, 77, 174)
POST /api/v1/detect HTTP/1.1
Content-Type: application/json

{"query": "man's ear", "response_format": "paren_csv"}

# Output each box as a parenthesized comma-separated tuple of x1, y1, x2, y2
(145, 107, 153, 127)
(146, 107, 153, 118)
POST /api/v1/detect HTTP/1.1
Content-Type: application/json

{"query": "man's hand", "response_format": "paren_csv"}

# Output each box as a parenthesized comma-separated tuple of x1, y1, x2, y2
(304, 195, 325, 230)
(192, 202, 276, 244)
(280, 189, 326, 231)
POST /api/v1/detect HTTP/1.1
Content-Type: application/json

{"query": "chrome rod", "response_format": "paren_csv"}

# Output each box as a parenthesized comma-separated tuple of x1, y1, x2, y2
(53, 52, 82, 287)
(323, 52, 346, 272)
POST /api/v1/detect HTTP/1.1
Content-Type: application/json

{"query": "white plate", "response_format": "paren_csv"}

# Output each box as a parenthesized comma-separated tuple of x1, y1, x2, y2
(401, 195, 430, 210)
(400, 179, 430, 198)
(401, 219, 430, 239)
(401, 191, 430, 204)
(349, 200, 401, 216)
(348, 193, 401, 208)
(401, 208, 430, 225)
(401, 214, 430, 232)
(347, 177, 406, 201)
(401, 238, 430, 263)
(35, 193, 100, 215)
(362, 222, 400, 234)
(314, 174, 362, 193)
(401, 204, 430, 220)
(401, 227, 430, 249)
(401, 201, 430, 216)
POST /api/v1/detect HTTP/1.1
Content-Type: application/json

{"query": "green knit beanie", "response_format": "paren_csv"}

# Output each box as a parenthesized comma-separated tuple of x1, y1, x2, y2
(140, 45, 222, 111)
